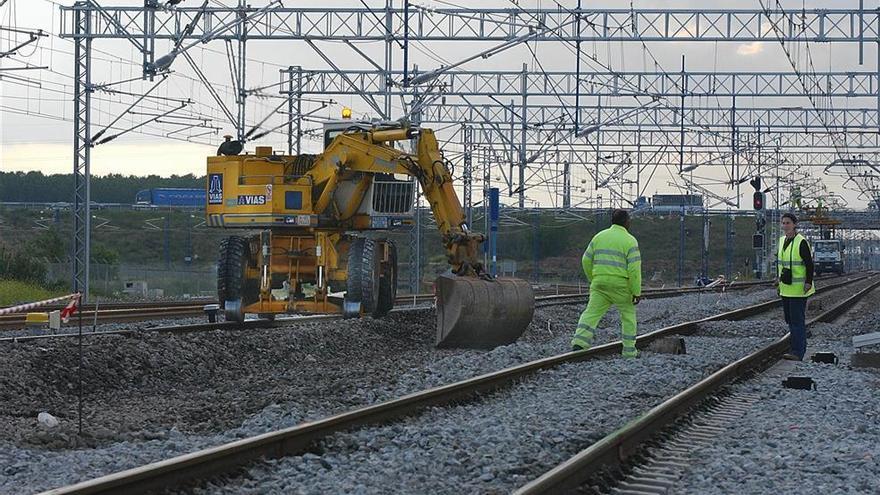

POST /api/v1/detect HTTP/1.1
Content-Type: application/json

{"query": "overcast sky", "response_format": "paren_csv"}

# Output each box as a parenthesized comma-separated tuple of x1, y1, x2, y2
(1, 0, 877, 208)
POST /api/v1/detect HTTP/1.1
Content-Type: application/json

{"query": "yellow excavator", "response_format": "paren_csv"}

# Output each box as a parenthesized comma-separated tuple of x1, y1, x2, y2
(205, 118, 534, 348)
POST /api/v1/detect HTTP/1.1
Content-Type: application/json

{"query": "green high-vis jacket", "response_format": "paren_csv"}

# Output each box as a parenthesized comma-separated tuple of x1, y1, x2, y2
(582, 224, 642, 297)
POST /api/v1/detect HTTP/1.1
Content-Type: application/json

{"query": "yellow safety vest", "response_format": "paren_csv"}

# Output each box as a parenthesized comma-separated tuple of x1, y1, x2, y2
(777, 233, 816, 297)
(582, 224, 642, 296)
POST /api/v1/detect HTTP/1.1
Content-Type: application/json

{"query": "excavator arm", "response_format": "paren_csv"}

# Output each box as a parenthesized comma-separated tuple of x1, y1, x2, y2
(307, 126, 487, 277)
(306, 125, 534, 348)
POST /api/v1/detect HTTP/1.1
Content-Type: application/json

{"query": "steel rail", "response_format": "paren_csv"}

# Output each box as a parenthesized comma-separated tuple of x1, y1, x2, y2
(0, 295, 437, 330)
(1, 276, 811, 343)
(514, 275, 880, 495)
(38, 274, 871, 495)
(0, 306, 209, 330)
(0, 300, 213, 312)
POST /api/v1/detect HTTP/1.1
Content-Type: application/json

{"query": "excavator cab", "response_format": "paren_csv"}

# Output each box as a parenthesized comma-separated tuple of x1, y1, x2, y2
(206, 120, 534, 348)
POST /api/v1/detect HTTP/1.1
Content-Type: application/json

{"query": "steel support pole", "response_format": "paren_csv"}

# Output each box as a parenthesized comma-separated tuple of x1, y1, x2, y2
(462, 124, 474, 226)
(384, 0, 393, 118)
(402, 0, 410, 86)
(725, 210, 733, 280)
(509, 99, 515, 198)
(489, 187, 499, 277)
(678, 205, 685, 287)
(595, 97, 602, 195)
(280, 67, 304, 154)
(563, 161, 571, 209)
(483, 146, 491, 270)
(519, 63, 527, 208)
(286, 66, 295, 154)
(409, 88, 422, 293)
(701, 208, 709, 280)
(636, 136, 642, 200)
(574, 0, 582, 134)
(72, 1, 92, 299)
(413, 197, 421, 293)
(295, 66, 302, 154)
(142, 0, 155, 78)
(731, 97, 739, 208)
(859, 0, 865, 65)
(533, 213, 540, 283)
(236, 0, 247, 141)
(679, 55, 686, 174)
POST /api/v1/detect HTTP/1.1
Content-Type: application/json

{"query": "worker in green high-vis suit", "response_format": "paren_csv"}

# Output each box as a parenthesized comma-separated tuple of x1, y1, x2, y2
(571, 209, 642, 358)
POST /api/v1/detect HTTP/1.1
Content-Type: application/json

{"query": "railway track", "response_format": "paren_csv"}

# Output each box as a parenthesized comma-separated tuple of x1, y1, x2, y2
(515, 275, 880, 494)
(0, 295, 435, 330)
(1, 276, 804, 343)
(38, 273, 874, 495)
(0, 275, 806, 331)
(0, 300, 209, 329)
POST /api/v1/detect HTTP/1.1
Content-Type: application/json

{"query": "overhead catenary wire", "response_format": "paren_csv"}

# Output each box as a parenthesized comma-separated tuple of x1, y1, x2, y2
(4, 0, 876, 207)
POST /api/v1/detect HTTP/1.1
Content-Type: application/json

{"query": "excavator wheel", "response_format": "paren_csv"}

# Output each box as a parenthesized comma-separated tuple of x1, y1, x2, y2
(435, 274, 535, 349)
(374, 240, 398, 317)
(217, 235, 251, 322)
(346, 237, 382, 317)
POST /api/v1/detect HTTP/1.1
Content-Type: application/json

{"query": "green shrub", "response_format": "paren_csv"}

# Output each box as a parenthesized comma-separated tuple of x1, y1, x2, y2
(0, 244, 48, 283)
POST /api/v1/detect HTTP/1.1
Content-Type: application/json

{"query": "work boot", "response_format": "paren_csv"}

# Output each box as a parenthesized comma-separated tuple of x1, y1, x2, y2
(572, 344, 587, 352)
(782, 353, 800, 361)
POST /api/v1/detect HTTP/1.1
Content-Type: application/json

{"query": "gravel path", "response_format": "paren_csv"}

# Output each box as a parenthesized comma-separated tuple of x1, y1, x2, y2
(192, 335, 776, 495)
(0, 287, 783, 494)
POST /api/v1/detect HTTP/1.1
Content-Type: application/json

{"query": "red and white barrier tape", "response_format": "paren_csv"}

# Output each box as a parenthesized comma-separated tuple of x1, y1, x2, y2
(0, 293, 81, 316)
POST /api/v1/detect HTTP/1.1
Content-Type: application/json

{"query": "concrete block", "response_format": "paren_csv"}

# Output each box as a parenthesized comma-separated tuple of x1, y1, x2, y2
(646, 337, 687, 355)
(48, 310, 61, 330)
(851, 352, 880, 369)
(852, 332, 880, 349)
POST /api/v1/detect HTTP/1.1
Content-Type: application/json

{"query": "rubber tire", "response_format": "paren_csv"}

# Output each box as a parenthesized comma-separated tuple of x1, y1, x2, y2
(374, 240, 397, 317)
(346, 237, 381, 316)
(218, 235, 250, 321)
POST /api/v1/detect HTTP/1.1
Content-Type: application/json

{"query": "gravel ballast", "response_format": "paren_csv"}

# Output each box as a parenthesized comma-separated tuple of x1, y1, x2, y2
(0, 287, 780, 447)
(672, 284, 880, 495)
(193, 336, 776, 495)
(673, 341, 880, 495)
(0, 287, 783, 494)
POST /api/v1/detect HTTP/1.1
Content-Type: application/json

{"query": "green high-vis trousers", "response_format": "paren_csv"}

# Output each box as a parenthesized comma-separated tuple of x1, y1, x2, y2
(571, 280, 638, 358)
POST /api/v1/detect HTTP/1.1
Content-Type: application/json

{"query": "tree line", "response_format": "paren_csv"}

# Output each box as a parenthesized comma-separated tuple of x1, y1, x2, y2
(0, 172, 204, 204)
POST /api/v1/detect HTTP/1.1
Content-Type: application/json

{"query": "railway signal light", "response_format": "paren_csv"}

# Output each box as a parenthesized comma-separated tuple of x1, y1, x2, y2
(753, 233, 764, 248)
(753, 191, 765, 210)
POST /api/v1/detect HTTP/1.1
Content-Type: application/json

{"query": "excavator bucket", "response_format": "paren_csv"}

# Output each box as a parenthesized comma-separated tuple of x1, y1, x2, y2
(434, 273, 535, 349)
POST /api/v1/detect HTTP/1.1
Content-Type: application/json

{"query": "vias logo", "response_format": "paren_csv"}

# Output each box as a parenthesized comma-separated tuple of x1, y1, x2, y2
(208, 174, 223, 204)
(237, 195, 267, 206)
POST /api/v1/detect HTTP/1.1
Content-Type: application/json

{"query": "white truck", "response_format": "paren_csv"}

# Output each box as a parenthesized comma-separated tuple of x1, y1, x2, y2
(813, 239, 844, 275)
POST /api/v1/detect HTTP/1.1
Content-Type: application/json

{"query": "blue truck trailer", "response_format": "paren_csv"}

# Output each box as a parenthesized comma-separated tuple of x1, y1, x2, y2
(135, 188, 205, 208)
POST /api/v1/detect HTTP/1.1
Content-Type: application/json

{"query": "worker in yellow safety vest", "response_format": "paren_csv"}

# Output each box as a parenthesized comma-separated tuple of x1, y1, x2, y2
(571, 209, 642, 358)
(777, 212, 815, 361)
